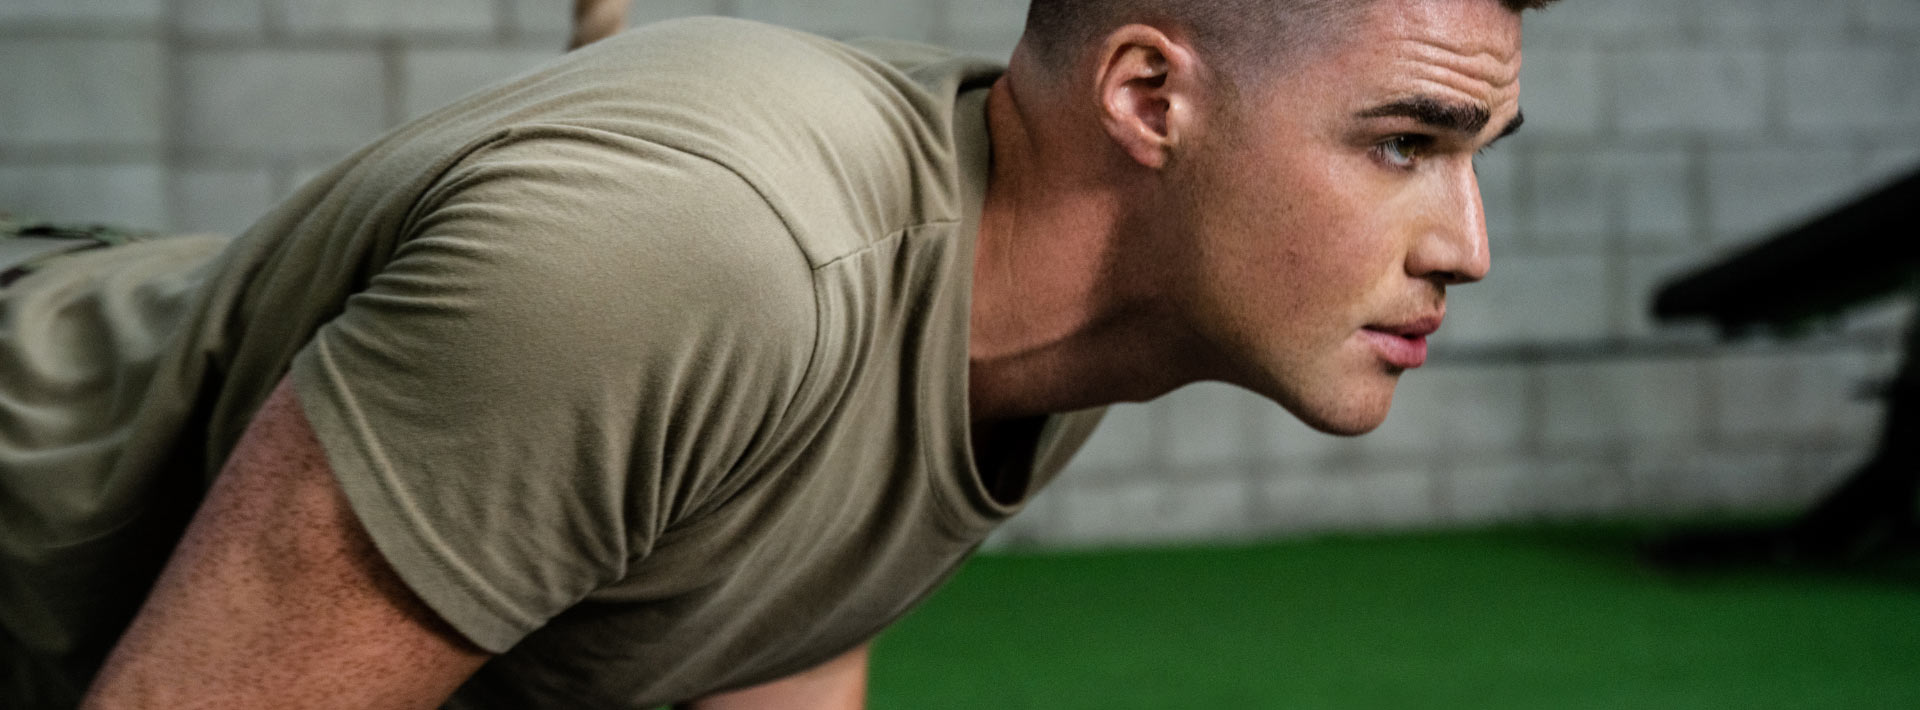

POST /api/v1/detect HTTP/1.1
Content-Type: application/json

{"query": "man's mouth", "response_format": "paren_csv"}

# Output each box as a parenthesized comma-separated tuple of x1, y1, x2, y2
(1359, 316, 1442, 370)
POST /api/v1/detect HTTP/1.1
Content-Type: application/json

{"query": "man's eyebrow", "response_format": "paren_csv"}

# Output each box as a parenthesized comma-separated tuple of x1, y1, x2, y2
(1495, 110, 1525, 141)
(1356, 96, 1492, 136)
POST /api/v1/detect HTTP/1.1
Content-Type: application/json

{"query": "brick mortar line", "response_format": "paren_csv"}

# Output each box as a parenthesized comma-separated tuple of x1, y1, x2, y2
(1601, 142, 1632, 338)
(1063, 467, 1292, 494)
(168, 33, 539, 50)
(1532, 436, 1878, 459)
(493, 0, 514, 42)
(1431, 329, 1906, 364)
(262, 0, 287, 41)
(926, 0, 952, 47)
(1509, 132, 1881, 153)
(1772, 125, 1920, 144)
(1496, 241, 1662, 259)
(382, 37, 405, 132)
(1071, 459, 1272, 486)
(1520, 361, 1548, 459)
(1512, 143, 1539, 251)
(0, 147, 168, 162)
(0, 25, 162, 40)
(0, 28, 161, 41)
(161, 0, 186, 231)
(106, 148, 365, 165)
(269, 160, 299, 204)
(1762, 33, 1790, 140)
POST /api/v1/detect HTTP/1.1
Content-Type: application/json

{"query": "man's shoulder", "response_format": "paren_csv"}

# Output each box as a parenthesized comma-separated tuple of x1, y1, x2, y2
(561, 18, 1004, 267)
(332, 15, 996, 307)
(423, 129, 819, 316)
(593, 16, 979, 90)
(574, 16, 970, 127)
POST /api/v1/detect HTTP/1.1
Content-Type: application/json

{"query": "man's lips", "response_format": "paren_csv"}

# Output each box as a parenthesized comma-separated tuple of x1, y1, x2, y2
(1360, 316, 1442, 369)
(1366, 316, 1442, 339)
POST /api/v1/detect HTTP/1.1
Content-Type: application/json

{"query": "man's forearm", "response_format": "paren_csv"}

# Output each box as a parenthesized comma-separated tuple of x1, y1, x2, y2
(678, 644, 870, 710)
(81, 380, 489, 709)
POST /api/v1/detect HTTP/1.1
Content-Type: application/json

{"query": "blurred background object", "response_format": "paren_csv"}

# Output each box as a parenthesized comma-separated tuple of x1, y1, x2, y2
(1647, 168, 1920, 564)
(568, 0, 628, 49)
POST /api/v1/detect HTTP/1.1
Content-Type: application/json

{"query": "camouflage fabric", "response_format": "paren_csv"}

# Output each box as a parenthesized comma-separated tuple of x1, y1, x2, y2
(0, 211, 158, 287)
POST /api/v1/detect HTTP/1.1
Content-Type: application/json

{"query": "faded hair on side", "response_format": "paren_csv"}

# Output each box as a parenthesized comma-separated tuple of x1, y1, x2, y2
(1021, 0, 1558, 76)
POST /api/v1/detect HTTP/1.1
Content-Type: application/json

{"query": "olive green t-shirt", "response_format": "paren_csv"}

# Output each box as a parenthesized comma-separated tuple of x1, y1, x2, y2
(0, 17, 1102, 708)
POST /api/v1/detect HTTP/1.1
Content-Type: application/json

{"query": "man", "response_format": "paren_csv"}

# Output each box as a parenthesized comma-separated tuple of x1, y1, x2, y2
(0, 0, 1543, 707)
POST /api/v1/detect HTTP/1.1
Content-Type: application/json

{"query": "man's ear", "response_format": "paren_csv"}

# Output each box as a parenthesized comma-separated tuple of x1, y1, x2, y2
(1094, 24, 1206, 170)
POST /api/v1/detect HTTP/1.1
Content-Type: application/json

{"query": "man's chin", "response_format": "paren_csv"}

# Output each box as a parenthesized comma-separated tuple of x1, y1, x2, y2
(1278, 385, 1397, 437)
(1233, 356, 1401, 436)
(1298, 410, 1388, 437)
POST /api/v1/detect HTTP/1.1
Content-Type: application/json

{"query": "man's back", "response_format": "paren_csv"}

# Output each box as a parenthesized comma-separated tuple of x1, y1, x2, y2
(1, 18, 1100, 707)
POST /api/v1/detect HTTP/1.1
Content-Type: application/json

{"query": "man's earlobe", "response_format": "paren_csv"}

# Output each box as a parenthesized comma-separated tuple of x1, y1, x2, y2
(1095, 26, 1196, 170)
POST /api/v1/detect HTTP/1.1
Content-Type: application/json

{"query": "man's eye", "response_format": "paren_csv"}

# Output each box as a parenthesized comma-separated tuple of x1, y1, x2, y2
(1376, 136, 1424, 169)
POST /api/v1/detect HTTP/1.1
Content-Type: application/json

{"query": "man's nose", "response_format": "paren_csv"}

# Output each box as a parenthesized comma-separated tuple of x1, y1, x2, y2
(1406, 164, 1492, 286)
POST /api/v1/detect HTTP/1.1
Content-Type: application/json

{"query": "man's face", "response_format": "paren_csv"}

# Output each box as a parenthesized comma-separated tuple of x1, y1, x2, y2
(1165, 0, 1523, 435)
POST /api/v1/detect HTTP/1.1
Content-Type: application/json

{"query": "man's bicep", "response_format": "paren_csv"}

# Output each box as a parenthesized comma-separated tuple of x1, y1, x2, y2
(82, 377, 489, 709)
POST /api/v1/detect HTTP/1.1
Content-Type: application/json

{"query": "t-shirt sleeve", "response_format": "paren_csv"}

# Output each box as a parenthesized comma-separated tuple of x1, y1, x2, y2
(286, 133, 817, 653)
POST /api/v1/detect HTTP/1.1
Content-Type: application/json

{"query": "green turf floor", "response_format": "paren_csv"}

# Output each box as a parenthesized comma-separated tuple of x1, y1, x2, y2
(869, 525, 1920, 709)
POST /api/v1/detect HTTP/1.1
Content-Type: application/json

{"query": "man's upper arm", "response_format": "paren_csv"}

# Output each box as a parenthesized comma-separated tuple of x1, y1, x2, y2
(680, 644, 870, 710)
(282, 132, 817, 652)
(82, 378, 490, 709)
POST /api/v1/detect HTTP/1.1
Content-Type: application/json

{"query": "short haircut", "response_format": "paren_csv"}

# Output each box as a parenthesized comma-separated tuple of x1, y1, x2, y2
(1022, 0, 1558, 79)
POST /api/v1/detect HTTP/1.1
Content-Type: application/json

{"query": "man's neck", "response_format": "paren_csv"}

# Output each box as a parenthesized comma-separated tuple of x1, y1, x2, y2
(966, 74, 1209, 424)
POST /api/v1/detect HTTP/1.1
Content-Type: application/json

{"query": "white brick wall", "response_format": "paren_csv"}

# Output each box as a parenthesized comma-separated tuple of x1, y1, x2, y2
(1626, 446, 1804, 515)
(939, 0, 1027, 58)
(1524, 149, 1692, 253)
(1704, 148, 1862, 244)
(1257, 464, 1438, 533)
(1163, 381, 1264, 470)
(1863, 143, 1920, 185)
(400, 47, 561, 120)
(1442, 453, 1634, 522)
(1438, 254, 1612, 342)
(733, 0, 939, 41)
(1783, 47, 1920, 134)
(1475, 149, 1521, 247)
(0, 163, 168, 227)
(1524, 0, 1690, 45)
(1523, 149, 1612, 251)
(1858, 0, 1920, 32)
(1713, 348, 1892, 447)
(1613, 49, 1770, 136)
(0, 39, 166, 150)
(1046, 475, 1255, 546)
(274, 0, 497, 37)
(1538, 359, 1711, 450)
(1620, 254, 1714, 338)
(1252, 399, 1360, 467)
(1, 0, 1912, 549)
(1694, 0, 1853, 40)
(1363, 364, 1534, 458)
(169, 165, 279, 235)
(0, 0, 164, 28)
(1513, 48, 1602, 137)
(179, 49, 388, 158)
(175, 0, 268, 38)
(1067, 402, 1159, 472)
(502, 0, 574, 42)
